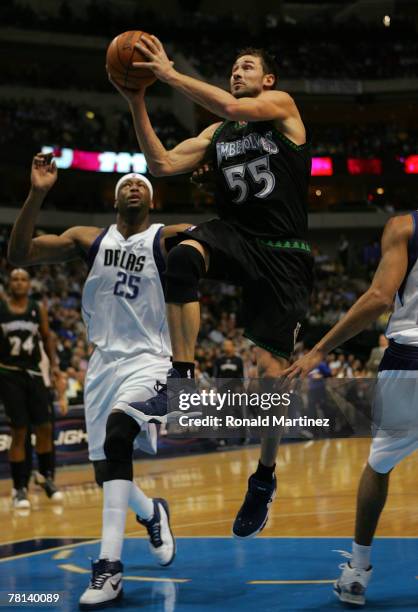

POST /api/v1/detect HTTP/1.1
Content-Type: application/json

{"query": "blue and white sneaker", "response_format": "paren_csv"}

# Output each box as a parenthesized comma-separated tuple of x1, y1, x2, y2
(79, 559, 123, 610)
(233, 474, 277, 538)
(334, 561, 372, 606)
(126, 368, 198, 426)
(137, 498, 176, 566)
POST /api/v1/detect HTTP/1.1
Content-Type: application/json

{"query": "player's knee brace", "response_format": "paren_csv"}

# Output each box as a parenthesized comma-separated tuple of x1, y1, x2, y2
(165, 244, 206, 303)
(103, 411, 140, 481)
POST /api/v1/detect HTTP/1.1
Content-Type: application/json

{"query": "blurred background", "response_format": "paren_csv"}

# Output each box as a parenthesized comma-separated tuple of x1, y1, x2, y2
(0, 0, 417, 460)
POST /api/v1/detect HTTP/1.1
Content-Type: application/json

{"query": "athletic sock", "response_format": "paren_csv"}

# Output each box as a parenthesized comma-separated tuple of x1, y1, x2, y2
(10, 461, 26, 490)
(37, 451, 54, 479)
(100, 479, 131, 561)
(254, 460, 276, 484)
(172, 361, 195, 379)
(351, 541, 372, 570)
(129, 481, 153, 521)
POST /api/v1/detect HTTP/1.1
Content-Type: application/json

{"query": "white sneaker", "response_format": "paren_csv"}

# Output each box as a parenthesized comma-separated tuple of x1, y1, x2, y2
(12, 488, 31, 509)
(137, 498, 176, 566)
(79, 559, 123, 610)
(334, 561, 372, 606)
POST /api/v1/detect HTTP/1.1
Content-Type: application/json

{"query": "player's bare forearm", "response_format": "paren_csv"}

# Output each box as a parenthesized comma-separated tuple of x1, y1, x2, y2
(8, 189, 46, 265)
(129, 97, 170, 176)
(314, 289, 392, 356)
(165, 69, 236, 118)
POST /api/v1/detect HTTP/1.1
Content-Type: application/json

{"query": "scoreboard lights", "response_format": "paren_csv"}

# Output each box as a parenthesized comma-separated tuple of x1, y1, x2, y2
(42, 146, 418, 176)
(42, 146, 147, 174)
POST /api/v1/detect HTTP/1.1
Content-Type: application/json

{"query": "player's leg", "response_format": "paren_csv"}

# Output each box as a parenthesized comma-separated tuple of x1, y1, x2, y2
(166, 240, 209, 369)
(335, 434, 418, 606)
(93, 453, 175, 568)
(126, 239, 209, 423)
(30, 376, 63, 501)
(9, 425, 30, 508)
(0, 371, 31, 508)
(233, 347, 288, 538)
(80, 410, 137, 609)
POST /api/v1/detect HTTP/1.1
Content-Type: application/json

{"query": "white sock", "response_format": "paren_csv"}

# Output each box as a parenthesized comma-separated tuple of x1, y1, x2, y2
(99, 479, 131, 561)
(351, 541, 371, 570)
(129, 481, 153, 521)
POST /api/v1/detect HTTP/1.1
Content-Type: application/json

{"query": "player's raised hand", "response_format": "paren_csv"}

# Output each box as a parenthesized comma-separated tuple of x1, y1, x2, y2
(133, 35, 175, 83)
(282, 348, 325, 380)
(107, 69, 146, 103)
(31, 153, 57, 193)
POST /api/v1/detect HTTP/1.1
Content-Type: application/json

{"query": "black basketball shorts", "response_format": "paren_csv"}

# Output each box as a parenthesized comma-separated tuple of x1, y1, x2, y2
(0, 368, 52, 428)
(171, 219, 314, 359)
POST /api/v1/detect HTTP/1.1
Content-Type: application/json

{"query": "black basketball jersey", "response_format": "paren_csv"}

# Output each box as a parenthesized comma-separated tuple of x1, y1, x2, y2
(0, 298, 42, 371)
(210, 120, 311, 239)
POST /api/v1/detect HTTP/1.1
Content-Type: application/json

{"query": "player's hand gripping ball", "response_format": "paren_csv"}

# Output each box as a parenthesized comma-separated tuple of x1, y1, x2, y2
(106, 30, 157, 90)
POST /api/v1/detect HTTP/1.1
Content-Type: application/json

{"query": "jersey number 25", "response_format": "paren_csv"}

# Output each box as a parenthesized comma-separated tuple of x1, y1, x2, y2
(113, 272, 141, 300)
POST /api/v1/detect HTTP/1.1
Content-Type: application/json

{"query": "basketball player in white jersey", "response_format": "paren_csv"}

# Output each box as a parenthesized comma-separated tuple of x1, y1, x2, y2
(8, 153, 190, 610)
(284, 212, 418, 606)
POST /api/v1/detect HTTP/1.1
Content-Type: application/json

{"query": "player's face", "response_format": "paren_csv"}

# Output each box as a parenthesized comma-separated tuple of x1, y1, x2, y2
(9, 270, 30, 298)
(116, 179, 151, 215)
(230, 55, 273, 98)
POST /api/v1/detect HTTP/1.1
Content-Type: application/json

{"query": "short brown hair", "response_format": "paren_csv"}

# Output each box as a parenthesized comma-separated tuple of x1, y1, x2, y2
(234, 48, 279, 89)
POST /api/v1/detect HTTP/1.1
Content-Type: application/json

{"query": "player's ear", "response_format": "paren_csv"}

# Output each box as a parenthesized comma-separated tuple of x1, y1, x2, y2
(114, 199, 118, 210)
(263, 73, 276, 89)
(150, 199, 154, 211)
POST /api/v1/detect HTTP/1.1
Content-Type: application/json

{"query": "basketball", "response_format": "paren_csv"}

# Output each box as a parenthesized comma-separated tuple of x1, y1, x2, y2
(106, 30, 157, 90)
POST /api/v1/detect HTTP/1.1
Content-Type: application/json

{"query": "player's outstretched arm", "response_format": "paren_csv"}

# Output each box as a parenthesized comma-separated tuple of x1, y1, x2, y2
(134, 35, 297, 123)
(8, 153, 98, 266)
(284, 215, 413, 379)
(109, 73, 220, 177)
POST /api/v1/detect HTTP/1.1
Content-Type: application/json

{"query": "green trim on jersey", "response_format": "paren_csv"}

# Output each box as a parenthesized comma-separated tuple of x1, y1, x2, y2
(210, 121, 228, 146)
(273, 128, 308, 151)
(244, 333, 290, 360)
(257, 238, 311, 253)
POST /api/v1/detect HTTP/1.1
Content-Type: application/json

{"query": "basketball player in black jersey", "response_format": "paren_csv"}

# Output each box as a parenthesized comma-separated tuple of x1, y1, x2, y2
(0, 269, 64, 508)
(112, 42, 313, 537)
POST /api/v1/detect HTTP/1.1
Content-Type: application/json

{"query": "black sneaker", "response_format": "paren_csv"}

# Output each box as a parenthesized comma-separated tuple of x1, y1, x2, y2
(12, 487, 31, 509)
(232, 474, 277, 538)
(137, 498, 176, 566)
(34, 473, 64, 501)
(79, 559, 123, 610)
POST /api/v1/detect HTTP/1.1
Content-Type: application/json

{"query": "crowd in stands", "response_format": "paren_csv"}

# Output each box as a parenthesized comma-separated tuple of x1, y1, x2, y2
(0, 224, 389, 413)
(2, 1, 417, 80)
(311, 124, 418, 158)
(1, 99, 417, 162)
(0, 100, 190, 152)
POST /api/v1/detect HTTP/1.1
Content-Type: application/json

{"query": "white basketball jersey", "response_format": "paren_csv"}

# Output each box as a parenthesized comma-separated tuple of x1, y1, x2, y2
(386, 212, 418, 346)
(82, 223, 171, 358)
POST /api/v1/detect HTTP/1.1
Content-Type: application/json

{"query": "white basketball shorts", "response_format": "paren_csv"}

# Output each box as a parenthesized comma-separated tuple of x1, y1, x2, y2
(368, 342, 418, 473)
(84, 348, 171, 461)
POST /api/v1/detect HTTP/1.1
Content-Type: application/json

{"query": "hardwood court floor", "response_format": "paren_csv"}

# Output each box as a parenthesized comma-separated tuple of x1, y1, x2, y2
(0, 438, 417, 544)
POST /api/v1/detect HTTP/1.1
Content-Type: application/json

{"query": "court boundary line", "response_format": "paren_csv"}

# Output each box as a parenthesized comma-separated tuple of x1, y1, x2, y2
(1, 535, 417, 564)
